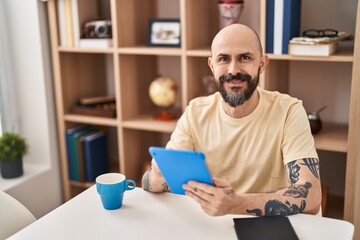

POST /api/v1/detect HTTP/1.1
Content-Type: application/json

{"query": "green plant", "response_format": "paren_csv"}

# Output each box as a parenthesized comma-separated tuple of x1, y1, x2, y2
(0, 132, 28, 161)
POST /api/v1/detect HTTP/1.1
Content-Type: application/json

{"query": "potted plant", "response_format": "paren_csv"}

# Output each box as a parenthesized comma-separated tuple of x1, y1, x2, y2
(0, 132, 29, 178)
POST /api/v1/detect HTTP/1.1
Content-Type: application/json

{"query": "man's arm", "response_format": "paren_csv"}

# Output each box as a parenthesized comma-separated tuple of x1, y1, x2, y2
(182, 158, 321, 216)
(142, 159, 169, 193)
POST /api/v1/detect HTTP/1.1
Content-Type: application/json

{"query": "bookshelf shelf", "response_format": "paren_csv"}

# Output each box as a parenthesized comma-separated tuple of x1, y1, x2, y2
(313, 123, 348, 153)
(117, 47, 182, 56)
(64, 114, 118, 127)
(122, 116, 176, 133)
(58, 47, 114, 54)
(268, 53, 353, 62)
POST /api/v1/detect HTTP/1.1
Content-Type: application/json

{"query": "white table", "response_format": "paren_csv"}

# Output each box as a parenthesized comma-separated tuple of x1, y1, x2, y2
(9, 186, 354, 240)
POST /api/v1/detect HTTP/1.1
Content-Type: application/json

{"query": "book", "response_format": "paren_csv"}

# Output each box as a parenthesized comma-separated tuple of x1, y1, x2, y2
(282, 0, 301, 54)
(57, 0, 67, 47)
(270, 0, 301, 54)
(69, 127, 93, 181)
(78, 96, 116, 106)
(64, 0, 74, 47)
(77, 130, 98, 182)
(83, 131, 109, 182)
(273, 0, 284, 54)
(288, 42, 338, 56)
(65, 125, 89, 181)
(265, 0, 275, 53)
(71, 105, 116, 118)
(79, 39, 113, 48)
(233, 217, 299, 240)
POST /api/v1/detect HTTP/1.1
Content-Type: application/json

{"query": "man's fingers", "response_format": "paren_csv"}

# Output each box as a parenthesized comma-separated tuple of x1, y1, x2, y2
(213, 177, 231, 188)
(186, 181, 217, 195)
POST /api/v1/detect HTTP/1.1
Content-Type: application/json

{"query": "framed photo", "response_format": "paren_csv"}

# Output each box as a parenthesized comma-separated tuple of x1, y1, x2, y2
(148, 19, 181, 47)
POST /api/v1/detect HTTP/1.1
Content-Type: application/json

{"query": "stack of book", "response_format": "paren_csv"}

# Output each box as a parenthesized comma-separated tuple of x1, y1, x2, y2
(71, 95, 116, 118)
(288, 32, 350, 56)
(65, 125, 109, 182)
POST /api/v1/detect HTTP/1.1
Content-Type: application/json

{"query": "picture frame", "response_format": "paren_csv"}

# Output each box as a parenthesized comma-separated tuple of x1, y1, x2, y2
(148, 19, 181, 47)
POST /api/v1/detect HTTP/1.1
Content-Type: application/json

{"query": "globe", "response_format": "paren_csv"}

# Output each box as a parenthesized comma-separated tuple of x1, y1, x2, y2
(149, 76, 178, 120)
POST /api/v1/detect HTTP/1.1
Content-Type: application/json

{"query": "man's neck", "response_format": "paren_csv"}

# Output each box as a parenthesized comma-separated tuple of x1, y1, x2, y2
(222, 90, 260, 118)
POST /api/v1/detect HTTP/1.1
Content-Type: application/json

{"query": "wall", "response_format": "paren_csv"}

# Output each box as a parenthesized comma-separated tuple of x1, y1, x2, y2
(2, 0, 63, 218)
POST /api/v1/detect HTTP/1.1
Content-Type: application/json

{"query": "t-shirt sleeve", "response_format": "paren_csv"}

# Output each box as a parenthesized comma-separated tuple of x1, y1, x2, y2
(281, 102, 318, 165)
(165, 105, 195, 150)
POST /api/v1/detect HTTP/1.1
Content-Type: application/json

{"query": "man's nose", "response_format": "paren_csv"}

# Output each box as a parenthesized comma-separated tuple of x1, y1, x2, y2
(228, 61, 241, 76)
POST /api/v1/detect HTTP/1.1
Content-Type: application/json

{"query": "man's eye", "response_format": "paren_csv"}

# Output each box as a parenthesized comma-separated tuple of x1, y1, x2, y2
(240, 55, 251, 61)
(219, 57, 228, 62)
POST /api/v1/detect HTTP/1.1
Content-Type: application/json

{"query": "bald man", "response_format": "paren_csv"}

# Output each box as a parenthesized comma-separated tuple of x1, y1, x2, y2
(142, 24, 321, 217)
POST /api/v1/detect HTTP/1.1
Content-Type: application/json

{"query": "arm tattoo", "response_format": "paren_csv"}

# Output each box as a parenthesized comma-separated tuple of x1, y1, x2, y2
(246, 159, 318, 217)
(301, 158, 320, 179)
(283, 182, 312, 198)
(287, 161, 300, 185)
(162, 182, 169, 192)
(142, 167, 152, 191)
(223, 188, 234, 195)
(247, 199, 306, 216)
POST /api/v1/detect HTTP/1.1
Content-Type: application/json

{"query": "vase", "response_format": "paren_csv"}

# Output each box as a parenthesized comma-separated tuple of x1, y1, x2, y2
(0, 158, 24, 178)
(217, 0, 245, 29)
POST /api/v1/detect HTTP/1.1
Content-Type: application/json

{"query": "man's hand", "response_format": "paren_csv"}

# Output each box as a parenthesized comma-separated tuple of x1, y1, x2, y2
(142, 159, 168, 193)
(182, 178, 240, 216)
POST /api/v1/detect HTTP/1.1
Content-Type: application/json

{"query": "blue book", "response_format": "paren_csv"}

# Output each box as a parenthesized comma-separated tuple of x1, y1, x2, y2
(266, 0, 275, 53)
(65, 125, 89, 181)
(77, 130, 98, 182)
(282, 0, 301, 54)
(70, 127, 94, 181)
(83, 131, 109, 182)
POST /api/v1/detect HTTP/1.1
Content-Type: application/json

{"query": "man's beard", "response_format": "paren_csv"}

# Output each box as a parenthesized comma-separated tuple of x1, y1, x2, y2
(217, 69, 260, 107)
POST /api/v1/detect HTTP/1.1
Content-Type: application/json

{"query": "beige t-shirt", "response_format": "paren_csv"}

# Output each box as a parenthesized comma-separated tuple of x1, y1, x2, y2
(166, 87, 318, 194)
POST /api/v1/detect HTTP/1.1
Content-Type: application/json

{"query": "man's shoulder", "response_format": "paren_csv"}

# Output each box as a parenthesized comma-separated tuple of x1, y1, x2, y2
(259, 87, 301, 106)
(188, 92, 221, 108)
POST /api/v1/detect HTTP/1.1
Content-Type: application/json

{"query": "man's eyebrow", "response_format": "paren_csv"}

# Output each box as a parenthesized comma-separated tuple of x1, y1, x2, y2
(216, 53, 229, 58)
(216, 52, 254, 58)
(239, 52, 254, 56)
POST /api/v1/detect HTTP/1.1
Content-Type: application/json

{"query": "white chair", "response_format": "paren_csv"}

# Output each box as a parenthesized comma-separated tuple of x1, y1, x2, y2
(0, 191, 36, 239)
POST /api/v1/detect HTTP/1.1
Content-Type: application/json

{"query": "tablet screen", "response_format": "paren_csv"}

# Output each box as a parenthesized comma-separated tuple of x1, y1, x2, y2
(149, 146, 214, 195)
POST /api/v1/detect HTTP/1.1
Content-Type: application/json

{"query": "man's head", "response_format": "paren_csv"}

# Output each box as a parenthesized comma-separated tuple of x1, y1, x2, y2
(208, 24, 268, 107)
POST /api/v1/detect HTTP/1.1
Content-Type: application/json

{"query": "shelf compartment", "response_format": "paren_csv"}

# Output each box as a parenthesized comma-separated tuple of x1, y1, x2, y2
(118, 54, 182, 120)
(64, 124, 120, 197)
(122, 115, 176, 133)
(314, 122, 348, 152)
(121, 129, 171, 183)
(59, 53, 116, 115)
(115, 0, 180, 48)
(185, 56, 214, 102)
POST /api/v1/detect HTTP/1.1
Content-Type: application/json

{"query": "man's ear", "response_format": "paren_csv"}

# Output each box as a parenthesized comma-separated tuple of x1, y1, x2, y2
(208, 57, 214, 74)
(259, 55, 269, 73)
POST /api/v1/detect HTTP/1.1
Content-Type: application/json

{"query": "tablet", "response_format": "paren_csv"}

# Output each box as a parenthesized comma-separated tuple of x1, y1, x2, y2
(149, 146, 214, 195)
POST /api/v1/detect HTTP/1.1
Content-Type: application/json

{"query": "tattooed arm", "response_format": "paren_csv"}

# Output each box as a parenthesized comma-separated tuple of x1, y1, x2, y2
(182, 158, 321, 216)
(142, 159, 169, 193)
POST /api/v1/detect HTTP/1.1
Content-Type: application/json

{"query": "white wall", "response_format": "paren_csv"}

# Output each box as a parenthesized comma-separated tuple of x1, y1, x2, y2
(3, 0, 63, 218)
